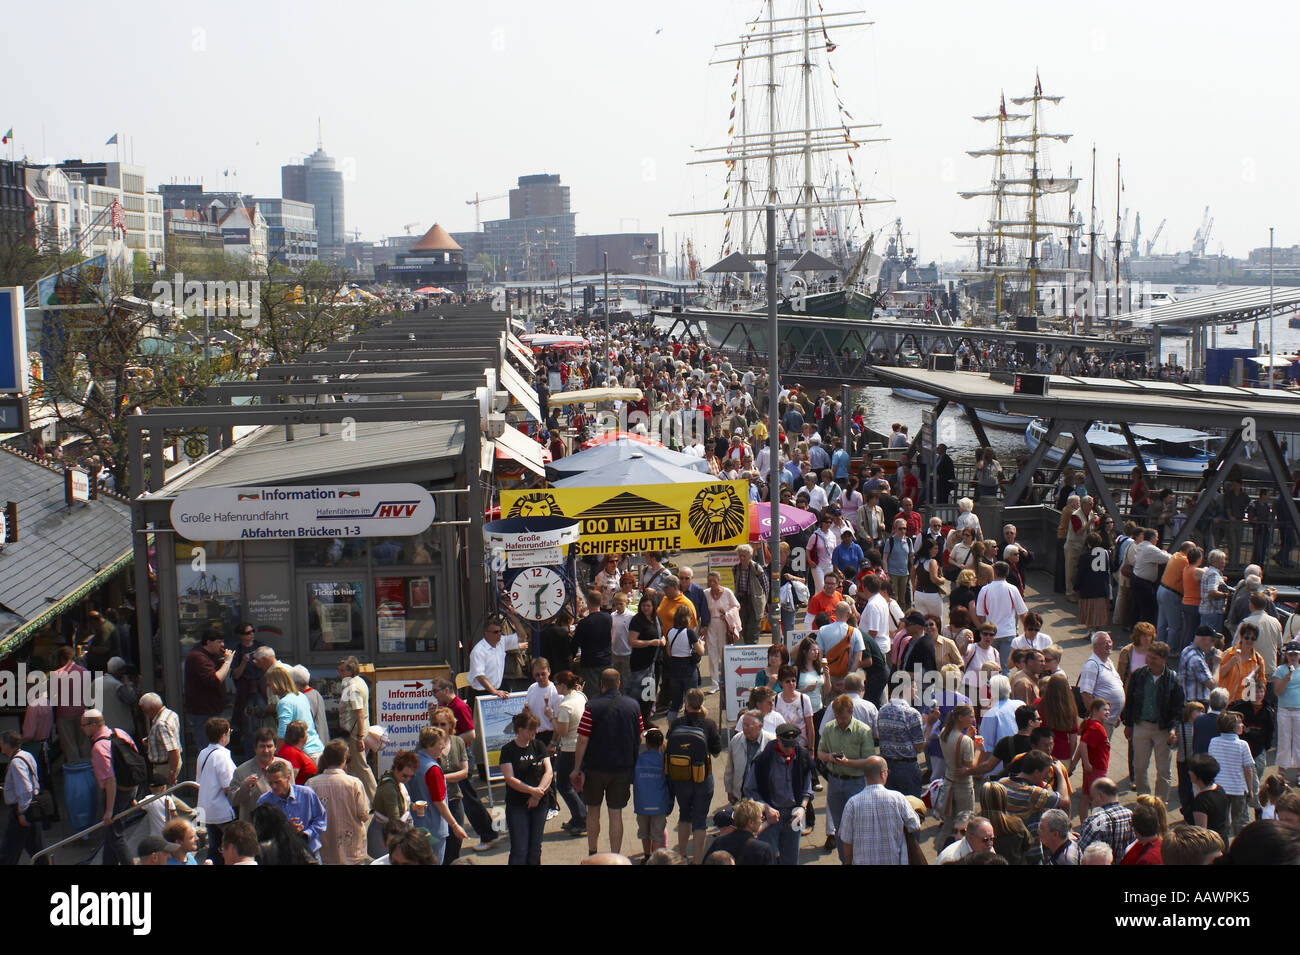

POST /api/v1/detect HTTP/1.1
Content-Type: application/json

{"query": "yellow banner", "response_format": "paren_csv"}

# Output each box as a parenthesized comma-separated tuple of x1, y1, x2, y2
(500, 480, 749, 556)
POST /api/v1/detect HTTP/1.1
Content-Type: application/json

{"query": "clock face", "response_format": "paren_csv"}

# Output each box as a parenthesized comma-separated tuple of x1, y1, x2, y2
(508, 567, 567, 621)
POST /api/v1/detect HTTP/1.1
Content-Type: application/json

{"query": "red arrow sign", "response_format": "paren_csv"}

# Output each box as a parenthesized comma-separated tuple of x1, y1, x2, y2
(404, 682, 425, 689)
(734, 665, 763, 677)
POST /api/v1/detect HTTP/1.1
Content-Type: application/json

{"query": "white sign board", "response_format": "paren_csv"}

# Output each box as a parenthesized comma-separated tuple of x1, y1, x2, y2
(508, 546, 562, 568)
(374, 677, 438, 773)
(785, 629, 813, 653)
(483, 522, 581, 554)
(69, 468, 90, 503)
(170, 483, 436, 541)
(475, 692, 529, 783)
(722, 643, 772, 724)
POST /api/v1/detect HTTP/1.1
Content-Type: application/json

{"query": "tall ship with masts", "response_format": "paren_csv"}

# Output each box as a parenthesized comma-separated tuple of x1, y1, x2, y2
(954, 75, 1086, 321)
(670, 1, 892, 327)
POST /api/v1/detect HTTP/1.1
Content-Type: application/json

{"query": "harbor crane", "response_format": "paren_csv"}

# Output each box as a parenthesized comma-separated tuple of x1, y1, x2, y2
(1144, 217, 1166, 256)
(1192, 206, 1214, 257)
(465, 191, 507, 232)
(402, 221, 419, 234)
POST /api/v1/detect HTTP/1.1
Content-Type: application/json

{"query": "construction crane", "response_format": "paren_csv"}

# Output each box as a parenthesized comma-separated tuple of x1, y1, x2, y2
(465, 192, 507, 232)
(1192, 206, 1214, 257)
(402, 221, 419, 235)
(1130, 212, 1141, 260)
(1144, 217, 1166, 256)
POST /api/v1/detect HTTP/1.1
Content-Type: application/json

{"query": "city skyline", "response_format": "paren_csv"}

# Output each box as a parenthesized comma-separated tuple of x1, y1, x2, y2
(5, 0, 1297, 264)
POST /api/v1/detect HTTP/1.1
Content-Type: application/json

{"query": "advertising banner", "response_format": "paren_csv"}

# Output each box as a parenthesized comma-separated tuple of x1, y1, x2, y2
(170, 483, 435, 541)
(500, 480, 749, 555)
(475, 692, 529, 782)
(0, 287, 27, 394)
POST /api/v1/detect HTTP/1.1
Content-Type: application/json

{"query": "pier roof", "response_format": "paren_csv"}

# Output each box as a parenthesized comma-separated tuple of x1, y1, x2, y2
(1125, 285, 1300, 328)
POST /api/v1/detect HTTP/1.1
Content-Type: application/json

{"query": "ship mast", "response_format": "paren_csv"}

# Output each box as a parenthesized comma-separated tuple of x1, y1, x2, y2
(801, 0, 814, 253)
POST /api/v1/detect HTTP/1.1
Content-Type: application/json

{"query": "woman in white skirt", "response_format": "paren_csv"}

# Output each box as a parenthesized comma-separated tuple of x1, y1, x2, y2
(912, 537, 946, 620)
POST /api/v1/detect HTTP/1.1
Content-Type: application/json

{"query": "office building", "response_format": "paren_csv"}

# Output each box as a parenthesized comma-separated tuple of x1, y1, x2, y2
(483, 173, 576, 281)
(55, 160, 164, 264)
(255, 197, 318, 269)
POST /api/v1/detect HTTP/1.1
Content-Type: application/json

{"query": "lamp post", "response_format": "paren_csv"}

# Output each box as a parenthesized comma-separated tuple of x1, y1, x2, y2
(1269, 226, 1275, 389)
(603, 251, 611, 386)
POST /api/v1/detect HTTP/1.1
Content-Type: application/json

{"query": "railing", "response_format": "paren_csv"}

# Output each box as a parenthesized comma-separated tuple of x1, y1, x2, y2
(30, 781, 199, 865)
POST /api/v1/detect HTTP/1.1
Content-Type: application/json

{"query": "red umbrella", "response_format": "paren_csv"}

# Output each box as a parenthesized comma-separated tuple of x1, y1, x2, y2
(580, 431, 665, 450)
(748, 503, 818, 542)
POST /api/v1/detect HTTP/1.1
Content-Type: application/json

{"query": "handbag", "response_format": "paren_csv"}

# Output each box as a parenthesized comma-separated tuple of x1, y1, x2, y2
(13, 752, 55, 823)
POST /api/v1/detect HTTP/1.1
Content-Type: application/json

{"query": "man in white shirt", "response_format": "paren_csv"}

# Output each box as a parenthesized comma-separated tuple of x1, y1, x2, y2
(0, 731, 42, 863)
(862, 576, 893, 658)
(975, 561, 1027, 674)
(937, 815, 995, 864)
(803, 472, 828, 513)
(468, 618, 528, 698)
(1077, 632, 1125, 736)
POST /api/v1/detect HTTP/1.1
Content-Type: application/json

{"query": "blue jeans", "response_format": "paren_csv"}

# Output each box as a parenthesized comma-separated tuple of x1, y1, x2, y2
(825, 774, 865, 864)
(885, 757, 922, 797)
(554, 751, 587, 825)
(101, 789, 135, 865)
(759, 806, 802, 865)
(665, 662, 699, 722)
(781, 608, 796, 638)
(505, 803, 546, 865)
(1156, 585, 1183, 651)
(1179, 604, 1200, 654)
(1201, 611, 1224, 641)
(993, 637, 1013, 675)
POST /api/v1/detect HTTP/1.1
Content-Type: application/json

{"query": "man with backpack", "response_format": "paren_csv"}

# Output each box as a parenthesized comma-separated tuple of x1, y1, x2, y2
(665, 689, 723, 864)
(82, 708, 146, 865)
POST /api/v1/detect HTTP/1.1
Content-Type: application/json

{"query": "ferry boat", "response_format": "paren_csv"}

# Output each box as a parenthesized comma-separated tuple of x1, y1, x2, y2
(1024, 419, 1158, 476)
(891, 388, 1033, 431)
(1126, 425, 1220, 477)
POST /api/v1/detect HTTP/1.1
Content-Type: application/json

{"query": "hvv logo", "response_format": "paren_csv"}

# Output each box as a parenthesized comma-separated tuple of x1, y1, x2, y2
(375, 502, 420, 518)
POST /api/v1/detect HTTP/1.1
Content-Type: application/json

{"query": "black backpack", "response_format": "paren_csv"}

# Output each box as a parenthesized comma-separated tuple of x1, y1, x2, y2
(109, 731, 148, 789)
(665, 721, 710, 783)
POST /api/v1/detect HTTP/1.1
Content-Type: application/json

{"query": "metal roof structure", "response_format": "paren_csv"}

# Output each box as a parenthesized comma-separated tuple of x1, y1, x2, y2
(1123, 285, 1300, 328)
(157, 419, 467, 492)
(872, 366, 1300, 552)
(0, 447, 133, 653)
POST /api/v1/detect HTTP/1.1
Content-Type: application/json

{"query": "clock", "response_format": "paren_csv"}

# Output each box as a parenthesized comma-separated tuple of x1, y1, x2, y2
(507, 566, 567, 621)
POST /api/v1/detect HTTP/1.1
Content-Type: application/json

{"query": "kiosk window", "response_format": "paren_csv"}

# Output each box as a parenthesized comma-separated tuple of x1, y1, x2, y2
(375, 576, 437, 655)
(372, 528, 439, 566)
(294, 537, 369, 568)
(174, 541, 241, 652)
(306, 580, 366, 651)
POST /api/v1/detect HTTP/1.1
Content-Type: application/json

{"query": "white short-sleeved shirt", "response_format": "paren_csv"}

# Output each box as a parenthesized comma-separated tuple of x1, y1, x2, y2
(468, 632, 520, 691)
(1077, 654, 1125, 715)
(1010, 632, 1052, 652)
(975, 580, 1027, 639)
(196, 743, 236, 825)
(611, 610, 635, 656)
(774, 693, 814, 743)
(525, 681, 563, 733)
(864, 595, 892, 655)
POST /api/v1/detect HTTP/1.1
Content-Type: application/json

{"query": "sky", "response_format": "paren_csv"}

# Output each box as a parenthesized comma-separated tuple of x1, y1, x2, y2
(8, 0, 1298, 264)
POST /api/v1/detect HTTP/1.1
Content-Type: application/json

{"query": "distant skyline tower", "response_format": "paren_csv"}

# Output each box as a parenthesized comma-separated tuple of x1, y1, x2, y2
(282, 123, 344, 261)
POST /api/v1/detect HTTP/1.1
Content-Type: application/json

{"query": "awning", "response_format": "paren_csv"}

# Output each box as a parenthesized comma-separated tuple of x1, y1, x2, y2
(499, 360, 541, 422)
(0, 547, 134, 658)
(551, 387, 643, 403)
(1128, 425, 1216, 443)
(788, 250, 843, 273)
(493, 426, 547, 477)
(504, 332, 536, 375)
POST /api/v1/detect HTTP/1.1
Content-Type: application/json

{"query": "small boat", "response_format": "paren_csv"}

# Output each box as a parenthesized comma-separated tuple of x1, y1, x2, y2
(973, 407, 1035, 431)
(1024, 419, 1158, 476)
(890, 387, 935, 402)
(1127, 424, 1220, 477)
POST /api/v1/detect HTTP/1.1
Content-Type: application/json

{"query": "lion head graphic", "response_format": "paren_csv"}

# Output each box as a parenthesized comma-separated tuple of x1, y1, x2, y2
(688, 484, 746, 546)
(507, 493, 563, 519)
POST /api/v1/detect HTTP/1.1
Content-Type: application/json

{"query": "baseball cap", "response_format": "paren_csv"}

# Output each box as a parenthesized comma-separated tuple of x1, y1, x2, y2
(1286, 642, 1300, 654)
(137, 835, 179, 857)
(904, 611, 927, 627)
(712, 806, 735, 828)
(776, 722, 801, 741)
(149, 772, 169, 788)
